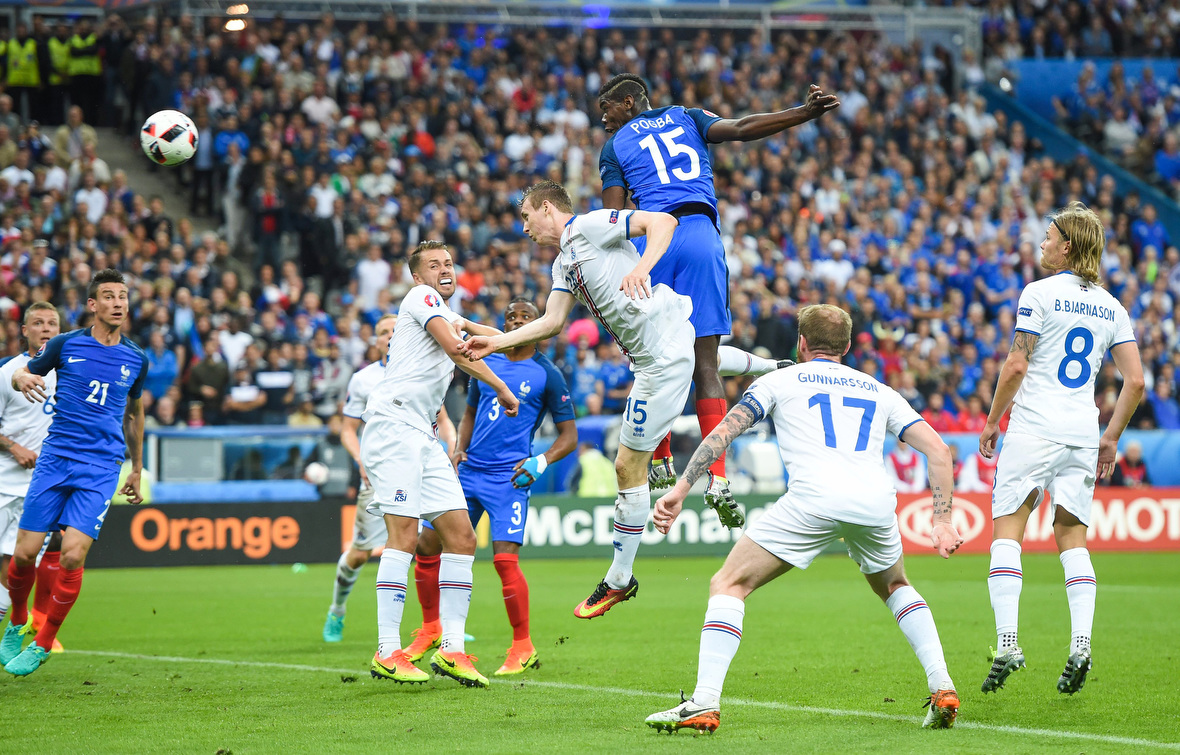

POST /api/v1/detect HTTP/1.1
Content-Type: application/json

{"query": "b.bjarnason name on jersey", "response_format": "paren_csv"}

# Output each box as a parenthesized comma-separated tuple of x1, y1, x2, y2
(1054, 299, 1117, 321)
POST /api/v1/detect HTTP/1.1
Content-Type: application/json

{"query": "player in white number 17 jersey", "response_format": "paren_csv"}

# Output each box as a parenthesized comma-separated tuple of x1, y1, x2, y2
(645, 305, 964, 734)
(979, 202, 1144, 697)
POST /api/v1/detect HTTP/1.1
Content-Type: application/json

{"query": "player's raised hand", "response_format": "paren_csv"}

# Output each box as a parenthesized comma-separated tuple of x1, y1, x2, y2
(1097, 435, 1118, 479)
(13, 372, 47, 403)
(461, 335, 497, 361)
(653, 481, 690, 534)
(619, 266, 652, 300)
(979, 421, 1001, 459)
(495, 388, 520, 418)
(121, 468, 145, 505)
(803, 84, 840, 119)
(931, 522, 964, 559)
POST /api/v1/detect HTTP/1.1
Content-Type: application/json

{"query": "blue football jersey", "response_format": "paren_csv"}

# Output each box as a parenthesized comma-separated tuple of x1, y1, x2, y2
(27, 328, 148, 467)
(599, 105, 722, 215)
(465, 353, 575, 471)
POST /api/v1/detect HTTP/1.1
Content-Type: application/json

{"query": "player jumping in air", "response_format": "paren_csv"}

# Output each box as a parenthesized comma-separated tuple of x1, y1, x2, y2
(321, 313, 455, 643)
(0, 303, 62, 651)
(597, 73, 839, 522)
(462, 180, 693, 620)
(645, 305, 963, 733)
(362, 241, 519, 688)
(405, 297, 579, 675)
(979, 202, 1144, 696)
(1, 269, 148, 676)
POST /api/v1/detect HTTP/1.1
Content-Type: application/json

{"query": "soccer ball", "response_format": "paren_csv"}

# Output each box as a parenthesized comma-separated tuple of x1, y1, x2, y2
(140, 110, 198, 166)
(303, 461, 330, 486)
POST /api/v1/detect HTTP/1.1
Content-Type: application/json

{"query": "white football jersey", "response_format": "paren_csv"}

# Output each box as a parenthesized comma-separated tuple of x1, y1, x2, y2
(0, 353, 57, 496)
(554, 209, 692, 366)
(342, 359, 384, 420)
(1009, 272, 1134, 448)
(742, 359, 924, 527)
(363, 284, 461, 434)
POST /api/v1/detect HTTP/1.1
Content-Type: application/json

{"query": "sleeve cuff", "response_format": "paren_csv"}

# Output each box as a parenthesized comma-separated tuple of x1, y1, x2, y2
(1014, 328, 1040, 336)
(1111, 339, 1137, 346)
(897, 418, 923, 442)
(342, 411, 364, 419)
(552, 286, 572, 293)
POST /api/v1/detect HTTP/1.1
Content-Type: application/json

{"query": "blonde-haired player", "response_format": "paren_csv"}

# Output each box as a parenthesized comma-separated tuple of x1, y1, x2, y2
(979, 202, 1144, 695)
(321, 313, 455, 643)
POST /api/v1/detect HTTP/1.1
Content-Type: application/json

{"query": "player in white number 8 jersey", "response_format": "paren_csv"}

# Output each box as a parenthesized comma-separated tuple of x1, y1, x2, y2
(645, 305, 964, 734)
(979, 202, 1144, 697)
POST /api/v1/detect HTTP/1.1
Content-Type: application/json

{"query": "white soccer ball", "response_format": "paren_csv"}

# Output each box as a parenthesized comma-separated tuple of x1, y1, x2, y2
(303, 461, 330, 485)
(140, 110, 198, 166)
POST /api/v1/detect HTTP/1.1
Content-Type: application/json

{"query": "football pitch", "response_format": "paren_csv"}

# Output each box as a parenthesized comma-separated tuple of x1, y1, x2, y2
(1, 552, 1177, 754)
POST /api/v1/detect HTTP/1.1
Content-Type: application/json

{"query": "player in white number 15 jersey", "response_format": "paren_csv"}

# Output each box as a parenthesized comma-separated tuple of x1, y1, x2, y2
(979, 202, 1144, 697)
(645, 305, 964, 734)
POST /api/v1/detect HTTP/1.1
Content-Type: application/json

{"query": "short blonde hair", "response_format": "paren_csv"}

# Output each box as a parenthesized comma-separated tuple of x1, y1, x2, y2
(1051, 201, 1104, 284)
(798, 304, 852, 356)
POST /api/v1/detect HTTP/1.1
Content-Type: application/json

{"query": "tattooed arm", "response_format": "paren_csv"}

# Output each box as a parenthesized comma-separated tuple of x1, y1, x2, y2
(902, 421, 963, 558)
(653, 402, 758, 534)
(980, 330, 1038, 459)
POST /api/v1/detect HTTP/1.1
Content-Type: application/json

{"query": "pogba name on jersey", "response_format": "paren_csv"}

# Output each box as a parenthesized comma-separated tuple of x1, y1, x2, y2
(627, 113, 680, 133)
(796, 373, 881, 392)
(1054, 299, 1117, 321)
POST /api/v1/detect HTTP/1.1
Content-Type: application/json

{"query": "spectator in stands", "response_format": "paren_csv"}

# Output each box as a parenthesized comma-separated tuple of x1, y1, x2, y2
(186, 333, 230, 424)
(287, 393, 323, 428)
(1107, 440, 1152, 488)
(1132, 204, 1169, 256)
(52, 106, 96, 167)
(886, 440, 928, 494)
(145, 395, 184, 430)
(1147, 379, 1180, 429)
(1155, 133, 1180, 198)
(595, 342, 632, 415)
(144, 330, 179, 400)
(222, 366, 267, 425)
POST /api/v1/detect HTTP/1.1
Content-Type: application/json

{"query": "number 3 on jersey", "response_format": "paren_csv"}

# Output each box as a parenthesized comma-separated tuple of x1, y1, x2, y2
(638, 128, 701, 185)
(808, 393, 876, 451)
(1058, 326, 1094, 389)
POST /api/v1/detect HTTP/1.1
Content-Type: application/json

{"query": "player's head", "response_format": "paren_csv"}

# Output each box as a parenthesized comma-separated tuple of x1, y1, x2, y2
(504, 296, 540, 334)
(375, 313, 397, 355)
(797, 304, 852, 362)
(408, 240, 455, 298)
(87, 267, 128, 330)
(520, 180, 573, 246)
(1041, 201, 1103, 284)
(598, 73, 651, 134)
(22, 301, 60, 353)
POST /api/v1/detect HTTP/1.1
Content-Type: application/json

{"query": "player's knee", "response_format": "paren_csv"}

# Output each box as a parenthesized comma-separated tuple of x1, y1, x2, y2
(59, 549, 86, 571)
(443, 526, 476, 554)
(345, 548, 369, 569)
(708, 570, 745, 599)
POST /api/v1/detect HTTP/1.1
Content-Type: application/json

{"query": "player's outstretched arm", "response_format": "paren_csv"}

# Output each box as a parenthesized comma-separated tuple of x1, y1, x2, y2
(654, 402, 757, 534)
(1098, 341, 1146, 478)
(619, 211, 678, 299)
(706, 84, 840, 143)
(426, 317, 520, 418)
(121, 396, 146, 505)
(902, 421, 963, 558)
(980, 330, 1037, 458)
(452, 317, 503, 339)
(461, 290, 575, 360)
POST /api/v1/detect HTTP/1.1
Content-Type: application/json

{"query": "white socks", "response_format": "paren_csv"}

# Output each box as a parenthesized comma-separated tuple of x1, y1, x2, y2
(375, 549, 413, 657)
(439, 553, 474, 654)
(1060, 547, 1096, 655)
(0, 587, 9, 624)
(718, 345, 780, 377)
(330, 552, 362, 616)
(691, 594, 745, 708)
(605, 484, 650, 589)
(988, 538, 1023, 651)
(886, 585, 953, 693)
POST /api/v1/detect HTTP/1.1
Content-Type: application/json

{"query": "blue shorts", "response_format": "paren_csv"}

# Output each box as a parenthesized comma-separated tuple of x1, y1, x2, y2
(634, 214, 731, 338)
(19, 453, 120, 539)
(459, 463, 530, 545)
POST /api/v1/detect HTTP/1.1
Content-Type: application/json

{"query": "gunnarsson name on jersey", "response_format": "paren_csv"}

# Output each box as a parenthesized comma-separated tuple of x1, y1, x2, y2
(1054, 299, 1117, 321)
(796, 373, 882, 392)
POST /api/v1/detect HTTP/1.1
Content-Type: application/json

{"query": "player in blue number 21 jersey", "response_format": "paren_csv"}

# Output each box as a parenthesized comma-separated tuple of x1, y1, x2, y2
(1, 269, 148, 677)
(597, 73, 840, 513)
(406, 297, 579, 676)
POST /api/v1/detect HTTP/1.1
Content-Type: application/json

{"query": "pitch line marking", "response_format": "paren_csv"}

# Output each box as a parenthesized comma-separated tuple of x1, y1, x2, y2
(67, 650, 1180, 751)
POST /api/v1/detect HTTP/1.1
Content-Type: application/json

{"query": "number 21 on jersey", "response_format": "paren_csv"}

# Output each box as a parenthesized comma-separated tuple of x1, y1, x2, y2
(638, 128, 701, 185)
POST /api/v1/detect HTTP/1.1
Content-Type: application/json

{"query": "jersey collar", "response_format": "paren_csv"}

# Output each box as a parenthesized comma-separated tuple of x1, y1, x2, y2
(811, 357, 840, 363)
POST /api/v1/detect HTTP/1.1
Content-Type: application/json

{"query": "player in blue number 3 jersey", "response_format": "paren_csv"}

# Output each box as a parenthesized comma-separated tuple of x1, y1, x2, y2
(1, 269, 148, 676)
(598, 74, 839, 514)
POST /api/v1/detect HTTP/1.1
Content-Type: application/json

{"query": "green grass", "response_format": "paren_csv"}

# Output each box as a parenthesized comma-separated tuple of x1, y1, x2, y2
(1, 552, 1178, 754)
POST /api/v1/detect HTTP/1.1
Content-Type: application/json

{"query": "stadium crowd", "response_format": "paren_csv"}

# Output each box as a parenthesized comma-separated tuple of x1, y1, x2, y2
(0, 11, 1177, 439)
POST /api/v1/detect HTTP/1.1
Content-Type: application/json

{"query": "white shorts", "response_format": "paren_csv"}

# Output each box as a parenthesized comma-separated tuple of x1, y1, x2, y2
(619, 327, 696, 453)
(0, 494, 23, 555)
(350, 486, 387, 551)
(745, 496, 903, 575)
(992, 432, 1097, 526)
(360, 418, 465, 521)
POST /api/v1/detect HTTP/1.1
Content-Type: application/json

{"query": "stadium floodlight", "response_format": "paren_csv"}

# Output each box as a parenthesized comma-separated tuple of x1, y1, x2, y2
(224, 18, 246, 31)
(226, 3, 249, 14)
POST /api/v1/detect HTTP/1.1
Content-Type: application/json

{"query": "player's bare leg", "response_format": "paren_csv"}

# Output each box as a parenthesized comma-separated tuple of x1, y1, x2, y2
(370, 515, 429, 684)
(403, 526, 443, 661)
(865, 559, 958, 728)
(491, 540, 539, 676)
(428, 510, 488, 687)
(693, 336, 744, 528)
(6, 527, 91, 676)
(574, 444, 650, 619)
(983, 490, 1037, 693)
(1053, 509, 1094, 694)
(648, 536, 789, 733)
